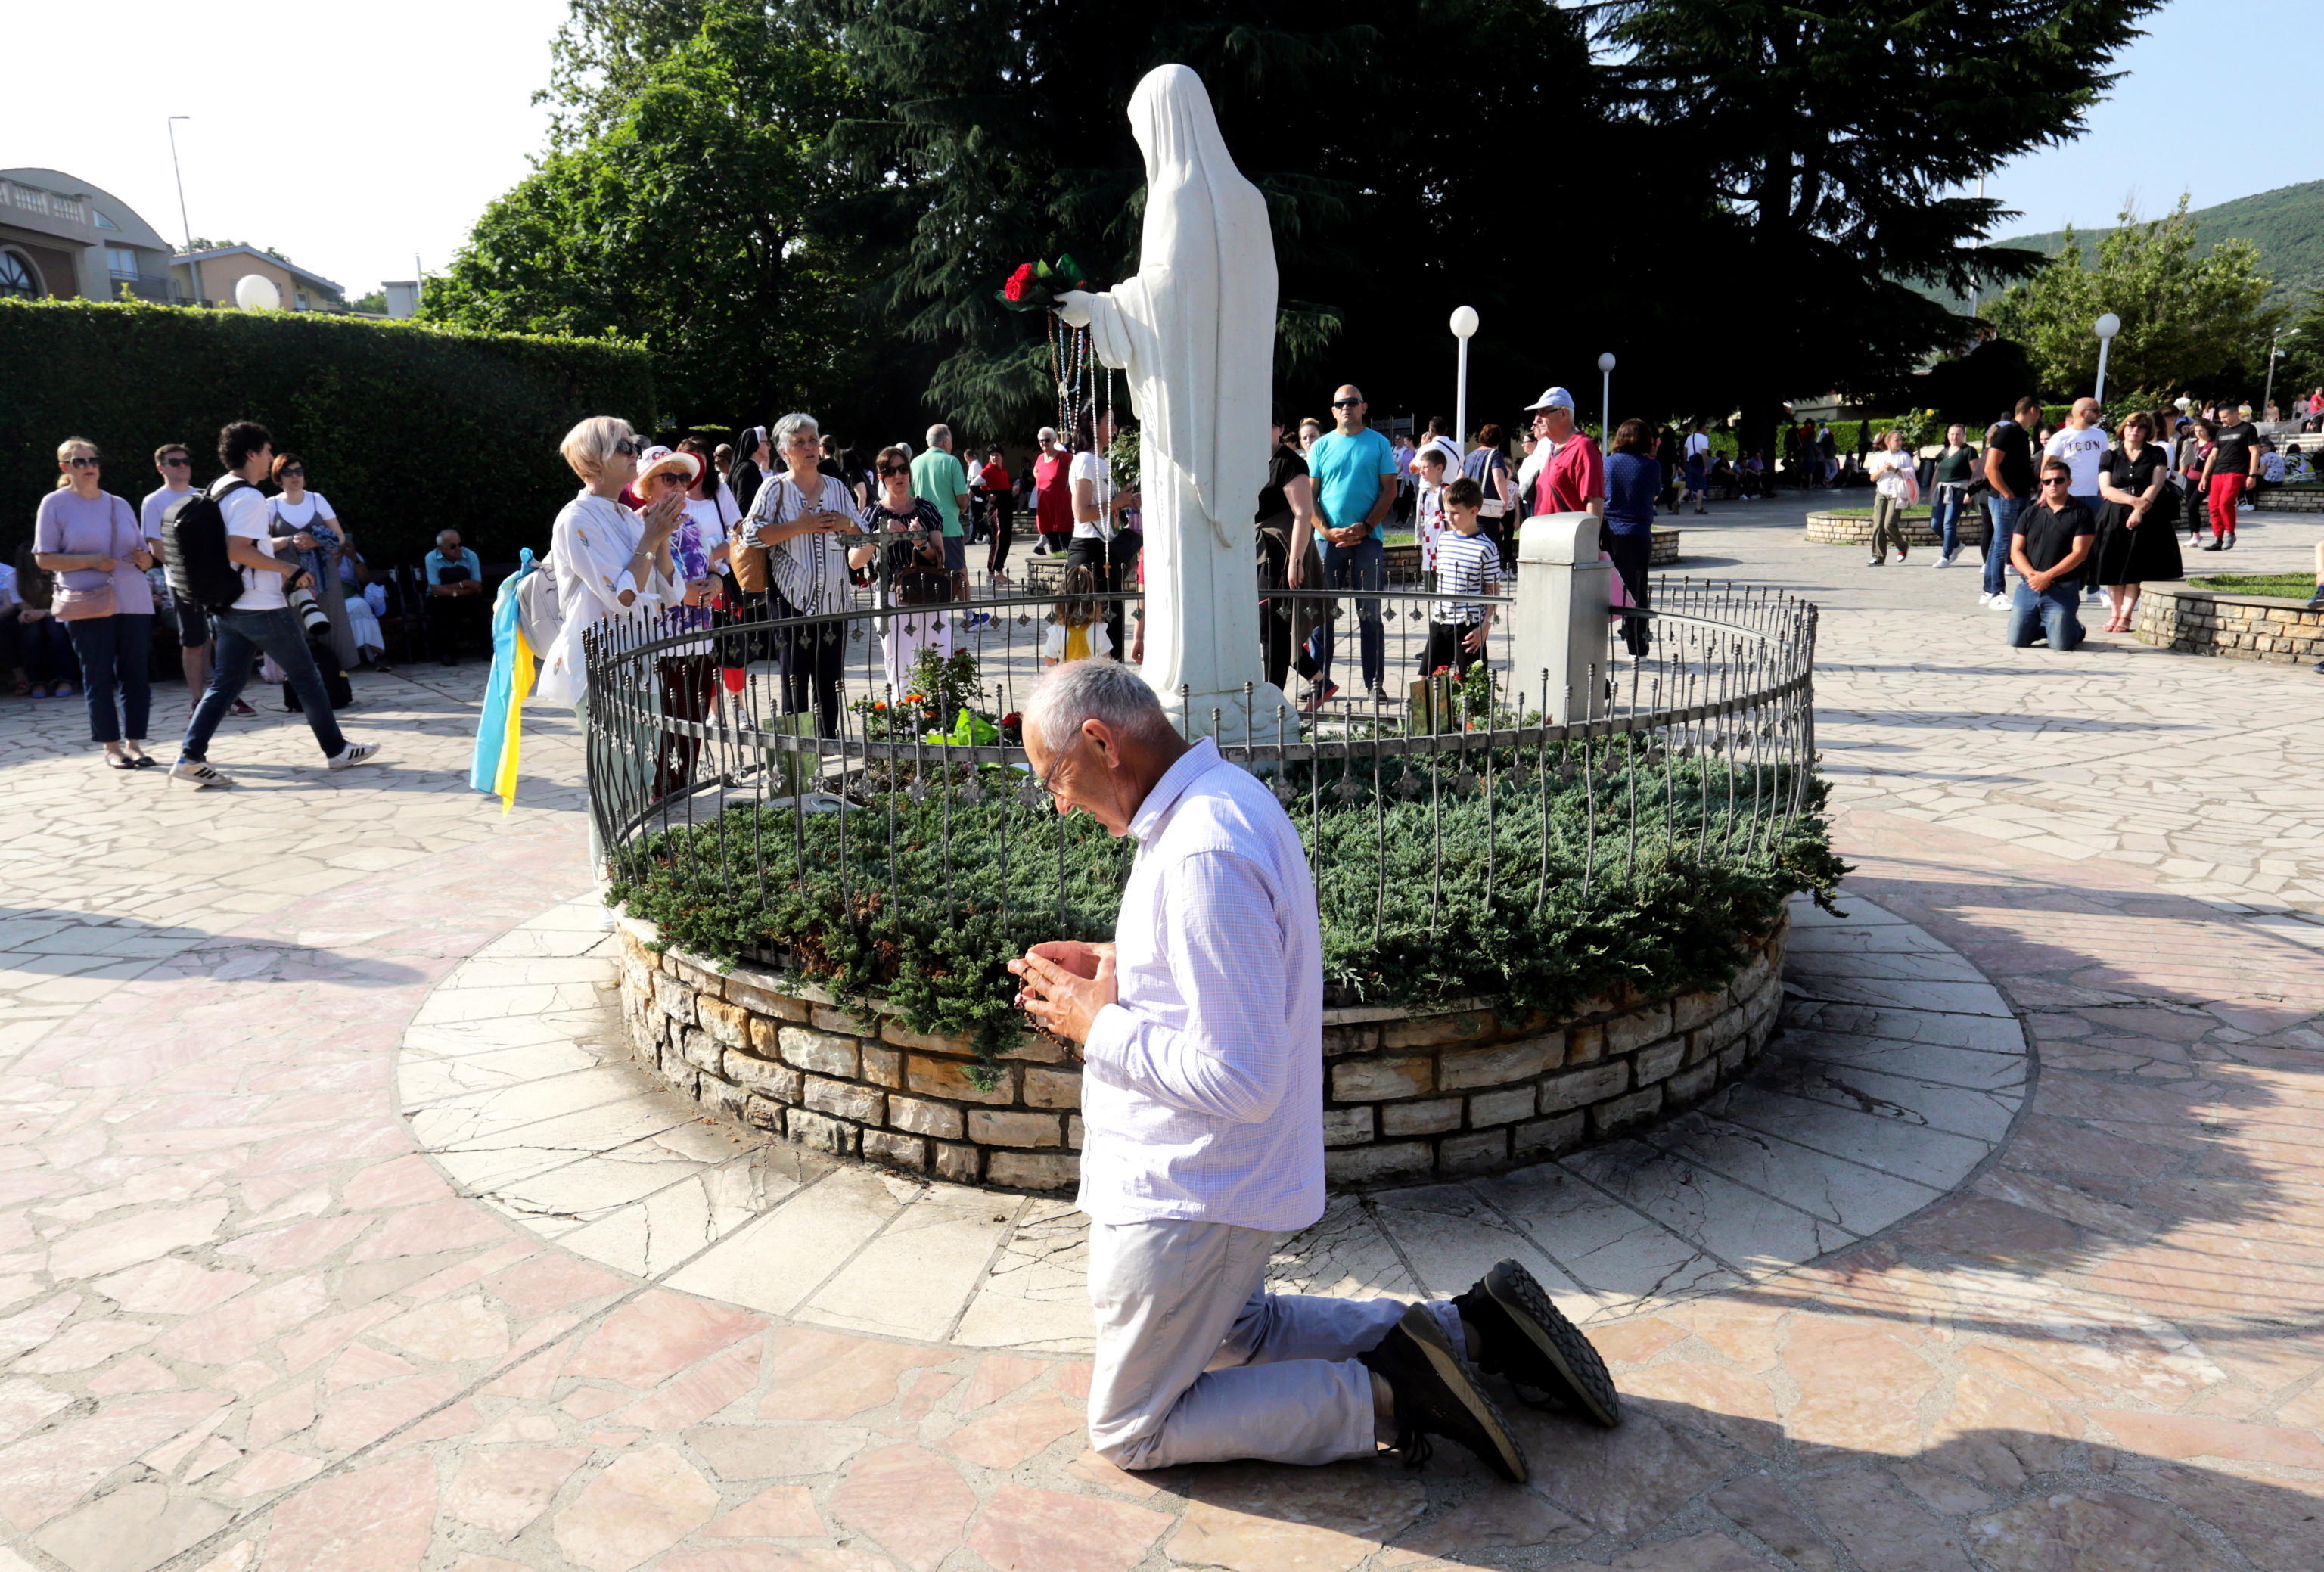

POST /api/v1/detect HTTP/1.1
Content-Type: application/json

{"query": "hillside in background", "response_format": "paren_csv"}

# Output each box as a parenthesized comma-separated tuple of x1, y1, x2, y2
(2000, 179, 2324, 303)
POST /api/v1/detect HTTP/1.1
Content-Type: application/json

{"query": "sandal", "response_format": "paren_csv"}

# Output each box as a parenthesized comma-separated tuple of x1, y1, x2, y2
(104, 753, 135, 771)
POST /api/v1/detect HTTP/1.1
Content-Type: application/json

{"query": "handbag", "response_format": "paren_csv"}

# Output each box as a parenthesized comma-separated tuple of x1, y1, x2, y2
(54, 580, 117, 621)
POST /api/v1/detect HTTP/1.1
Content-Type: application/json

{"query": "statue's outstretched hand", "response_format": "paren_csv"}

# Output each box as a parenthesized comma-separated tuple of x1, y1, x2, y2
(1055, 290, 1096, 330)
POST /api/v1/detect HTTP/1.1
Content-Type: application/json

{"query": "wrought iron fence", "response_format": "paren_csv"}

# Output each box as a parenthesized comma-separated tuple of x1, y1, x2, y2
(582, 567, 1821, 1011)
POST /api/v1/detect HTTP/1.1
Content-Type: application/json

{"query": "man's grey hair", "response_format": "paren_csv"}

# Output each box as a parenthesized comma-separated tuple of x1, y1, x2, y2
(1024, 659, 1174, 748)
(927, 424, 952, 449)
(1038, 426, 1058, 443)
(772, 411, 819, 453)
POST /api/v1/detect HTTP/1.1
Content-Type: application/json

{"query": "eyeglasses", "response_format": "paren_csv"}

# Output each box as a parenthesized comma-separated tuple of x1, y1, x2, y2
(875, 464, 906, 477)
(66, 456, 100, 468)
(1331, 398, 1362, 409)
(160, 456, 189, 468)
(2040, 476, 2072, 486)
(784, 433, 820, 448)
(611, 437, 645, 457)
(281, 466, 305, 477)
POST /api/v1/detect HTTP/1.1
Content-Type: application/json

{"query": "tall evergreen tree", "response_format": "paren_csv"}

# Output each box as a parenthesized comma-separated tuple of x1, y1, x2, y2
(1593, 0, 2161, 448)
(810, 0, 1632, 434)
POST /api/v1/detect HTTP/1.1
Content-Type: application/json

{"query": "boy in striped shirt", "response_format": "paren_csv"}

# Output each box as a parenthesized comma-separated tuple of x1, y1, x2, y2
(1425, 478, 1500, 676)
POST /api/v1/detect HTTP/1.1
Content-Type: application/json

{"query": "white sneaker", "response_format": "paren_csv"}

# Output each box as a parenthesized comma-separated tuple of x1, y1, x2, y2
(169, 760, 235, 789)
(1931, 554, 1951, 568)
(327, 742, 382, 771)
(1987, 593, 2013, 611)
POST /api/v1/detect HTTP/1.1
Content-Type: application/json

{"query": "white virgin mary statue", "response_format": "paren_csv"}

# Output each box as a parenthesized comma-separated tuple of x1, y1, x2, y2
(1058, 64, 1287, 741)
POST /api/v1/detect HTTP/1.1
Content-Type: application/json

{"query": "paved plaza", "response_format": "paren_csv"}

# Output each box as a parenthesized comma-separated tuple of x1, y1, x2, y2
(2, 495, 2322, 1572)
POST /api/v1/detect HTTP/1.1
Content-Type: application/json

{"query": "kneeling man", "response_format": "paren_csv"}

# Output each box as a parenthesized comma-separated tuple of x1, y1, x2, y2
(1009, 660, 1618, 1481)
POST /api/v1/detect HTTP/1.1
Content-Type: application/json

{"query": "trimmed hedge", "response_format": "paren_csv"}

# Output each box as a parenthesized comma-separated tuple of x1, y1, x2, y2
(0, 299, 657, 566)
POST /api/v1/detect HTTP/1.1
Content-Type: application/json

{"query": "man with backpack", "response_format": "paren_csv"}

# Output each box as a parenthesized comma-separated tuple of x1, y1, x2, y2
(166, 421, 380, 788)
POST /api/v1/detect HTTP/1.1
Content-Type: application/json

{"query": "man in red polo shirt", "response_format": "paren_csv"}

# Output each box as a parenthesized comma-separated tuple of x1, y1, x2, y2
(1521, 387, 1605, 520)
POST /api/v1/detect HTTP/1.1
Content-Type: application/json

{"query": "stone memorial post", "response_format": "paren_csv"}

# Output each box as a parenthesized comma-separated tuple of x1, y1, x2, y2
(1510, 511, 1613, 725)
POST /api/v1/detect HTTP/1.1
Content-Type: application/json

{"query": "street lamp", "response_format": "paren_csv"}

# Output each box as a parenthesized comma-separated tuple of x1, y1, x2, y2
(2263, 328, 2289, 420)
(1597, 352, 1617, 443)
(166, 116, 199, 306)
(1449, 306, 1479, 455)
(2093, 312, 2121, 405)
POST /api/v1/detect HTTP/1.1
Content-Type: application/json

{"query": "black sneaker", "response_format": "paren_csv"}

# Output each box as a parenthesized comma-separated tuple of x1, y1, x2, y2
(1454, 1260, 1622, 1428)
(1359, 1303, 1528, 1482)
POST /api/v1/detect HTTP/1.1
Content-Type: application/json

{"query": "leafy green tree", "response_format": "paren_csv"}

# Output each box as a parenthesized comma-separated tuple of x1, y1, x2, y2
(421, 0, 862, 429)
(1984, 199, 2282, 396)
(2267, 292, 2324, 407)
(349, 289, 387, 314)
(1592, 0, 2160, 452)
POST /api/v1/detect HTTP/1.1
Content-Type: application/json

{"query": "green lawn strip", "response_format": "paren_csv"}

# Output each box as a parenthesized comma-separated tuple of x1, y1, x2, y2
(2187, 573, 2319, 599)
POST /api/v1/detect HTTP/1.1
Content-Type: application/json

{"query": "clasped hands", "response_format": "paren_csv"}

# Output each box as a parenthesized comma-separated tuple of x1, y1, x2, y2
(1008, 940, 1117, 1052)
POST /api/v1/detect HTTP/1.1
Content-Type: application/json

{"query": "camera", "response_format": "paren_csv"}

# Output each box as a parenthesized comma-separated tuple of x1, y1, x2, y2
(286, 576, 332, 642)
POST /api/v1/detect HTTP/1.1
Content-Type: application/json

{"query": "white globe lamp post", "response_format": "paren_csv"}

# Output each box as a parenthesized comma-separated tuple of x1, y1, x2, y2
(1597, 352, 1617, 443)
(1449, 306, 1479, 455)
(2093, 312, 2121, 405)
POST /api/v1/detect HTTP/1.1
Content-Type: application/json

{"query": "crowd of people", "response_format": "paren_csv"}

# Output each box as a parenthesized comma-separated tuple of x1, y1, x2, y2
(14, 426, 383, 783)
(21, 374, 2313, 783)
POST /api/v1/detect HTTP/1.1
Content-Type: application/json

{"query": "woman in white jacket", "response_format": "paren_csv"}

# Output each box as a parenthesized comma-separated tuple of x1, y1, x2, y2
(545, 415, 684, 875)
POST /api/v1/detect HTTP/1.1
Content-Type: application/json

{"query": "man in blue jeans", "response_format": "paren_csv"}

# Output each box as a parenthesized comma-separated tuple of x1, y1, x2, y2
(2006, 460, 2097, 651)
(1980, 396, 2042, 607)
(1304, 384, 1400, 707)
(170, 421, 380, 788)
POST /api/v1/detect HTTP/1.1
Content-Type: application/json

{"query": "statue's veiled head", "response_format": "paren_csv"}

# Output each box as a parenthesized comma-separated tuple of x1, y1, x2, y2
(1128, 64, 1232, 185)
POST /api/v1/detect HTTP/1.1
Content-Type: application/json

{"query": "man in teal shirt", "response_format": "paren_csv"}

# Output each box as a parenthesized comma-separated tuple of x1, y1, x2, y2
(1304, 386, 1399, 702)
(910, 424, 974, 611)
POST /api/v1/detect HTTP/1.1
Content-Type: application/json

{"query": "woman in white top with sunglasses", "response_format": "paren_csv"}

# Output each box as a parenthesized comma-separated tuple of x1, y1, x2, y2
(545, 416, 685, 877)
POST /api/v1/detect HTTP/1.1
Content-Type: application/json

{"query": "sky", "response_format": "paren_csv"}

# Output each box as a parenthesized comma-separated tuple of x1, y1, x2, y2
(1974, 0, 2316, 239)
(2, 0, 570, 298)
(1, 0, 2313, 300)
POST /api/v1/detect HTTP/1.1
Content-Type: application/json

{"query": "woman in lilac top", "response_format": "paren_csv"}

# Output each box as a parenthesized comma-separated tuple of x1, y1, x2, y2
(32, 438, 157, 767)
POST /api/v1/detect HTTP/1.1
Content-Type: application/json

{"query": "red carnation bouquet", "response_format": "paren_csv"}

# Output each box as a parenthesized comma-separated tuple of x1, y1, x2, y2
(995, 253, 1088, 312)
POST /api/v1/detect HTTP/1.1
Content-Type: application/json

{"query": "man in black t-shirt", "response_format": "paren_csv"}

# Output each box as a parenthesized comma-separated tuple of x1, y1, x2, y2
(2006, 459, 2097, 650)
(1979, 395, 2043, 607)
(2200, 413, 2263, 548)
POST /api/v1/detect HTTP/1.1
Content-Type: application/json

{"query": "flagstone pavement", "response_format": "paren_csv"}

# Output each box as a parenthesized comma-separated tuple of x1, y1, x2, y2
(1, 496, 2321, 1572)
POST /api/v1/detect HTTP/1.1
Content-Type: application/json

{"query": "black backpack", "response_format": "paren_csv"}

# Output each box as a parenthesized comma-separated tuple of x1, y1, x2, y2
(161, 479, 256, 615)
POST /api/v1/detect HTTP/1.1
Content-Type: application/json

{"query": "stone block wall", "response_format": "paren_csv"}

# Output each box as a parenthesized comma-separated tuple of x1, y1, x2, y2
(2135, 588, 2324, 666)
(614, 913, 1788, 1194)
(1804, 511, 1988, 548)
(2252, 489, 2324, 514)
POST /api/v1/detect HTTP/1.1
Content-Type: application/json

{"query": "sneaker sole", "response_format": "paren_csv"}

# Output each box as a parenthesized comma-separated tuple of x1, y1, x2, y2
(1399, 1305, 1529, 1483)
(1483, 1260, 1622, 1428)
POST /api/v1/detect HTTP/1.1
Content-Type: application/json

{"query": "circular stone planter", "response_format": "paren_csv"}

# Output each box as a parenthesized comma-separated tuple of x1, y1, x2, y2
(1804, 509, 1987, 549)
(612, 912, 1788, 1194)
(2134, 586, 2324, 666)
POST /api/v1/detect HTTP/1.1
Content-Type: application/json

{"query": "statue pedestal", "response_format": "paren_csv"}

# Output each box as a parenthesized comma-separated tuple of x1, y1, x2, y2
(1156, 679, 1295, 747)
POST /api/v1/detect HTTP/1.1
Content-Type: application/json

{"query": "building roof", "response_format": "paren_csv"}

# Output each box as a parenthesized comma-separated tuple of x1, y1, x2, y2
(0, 168, 173, 252)
(174, 244, 343, 296)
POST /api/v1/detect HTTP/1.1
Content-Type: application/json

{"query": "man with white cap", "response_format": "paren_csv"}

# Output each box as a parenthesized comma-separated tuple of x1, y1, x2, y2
(1518, 387, 1605, 523)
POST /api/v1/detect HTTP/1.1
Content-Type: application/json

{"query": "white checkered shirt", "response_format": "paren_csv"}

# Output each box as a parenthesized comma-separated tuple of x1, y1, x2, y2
(1077, 739, 1327, 1232)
